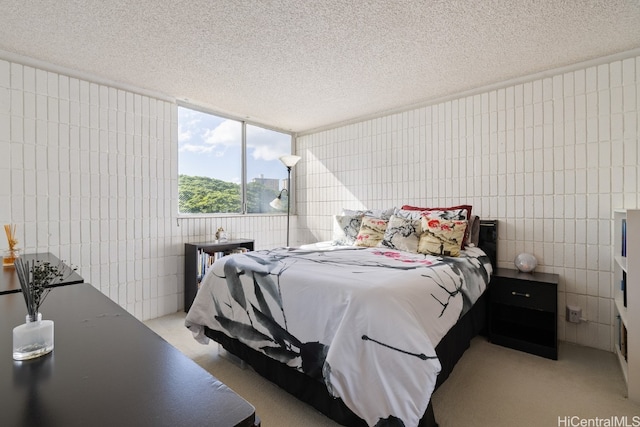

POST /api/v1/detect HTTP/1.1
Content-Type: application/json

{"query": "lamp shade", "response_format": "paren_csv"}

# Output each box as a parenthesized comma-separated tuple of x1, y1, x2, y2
(270, 196, 284, 210)
(514, 253, 537, 272)
(279, 155, 301, 168)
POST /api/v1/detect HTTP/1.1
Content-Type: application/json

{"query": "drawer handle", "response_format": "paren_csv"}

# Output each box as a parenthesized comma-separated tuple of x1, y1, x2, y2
(511, 291, 531, 298)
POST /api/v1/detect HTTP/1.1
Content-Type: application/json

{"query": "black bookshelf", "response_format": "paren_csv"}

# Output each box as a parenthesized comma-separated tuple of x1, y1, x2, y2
(184, 239, 255, 312)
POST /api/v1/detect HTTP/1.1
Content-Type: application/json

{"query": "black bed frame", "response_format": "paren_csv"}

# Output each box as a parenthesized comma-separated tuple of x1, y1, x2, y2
(205, 220, 498, 427)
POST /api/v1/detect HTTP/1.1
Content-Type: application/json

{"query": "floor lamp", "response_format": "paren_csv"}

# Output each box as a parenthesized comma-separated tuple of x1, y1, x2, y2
(270, 155, 301, 247)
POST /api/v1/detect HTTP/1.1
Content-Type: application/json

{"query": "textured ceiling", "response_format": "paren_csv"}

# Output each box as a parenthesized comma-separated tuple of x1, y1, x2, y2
(1, 0, 640, 133)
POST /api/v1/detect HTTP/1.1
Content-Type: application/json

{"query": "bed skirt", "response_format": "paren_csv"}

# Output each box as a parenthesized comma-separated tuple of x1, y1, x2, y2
(204, 291, 487, 427)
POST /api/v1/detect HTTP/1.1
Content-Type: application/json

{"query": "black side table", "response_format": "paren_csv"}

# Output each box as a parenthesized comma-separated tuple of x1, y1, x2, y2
(0, 252, 83, 295)
(489, 268, 559, 359)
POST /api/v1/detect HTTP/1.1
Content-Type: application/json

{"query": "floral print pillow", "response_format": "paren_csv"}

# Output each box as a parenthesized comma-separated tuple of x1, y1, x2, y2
(354, 217, 389, 247)
(418, 217, 468, 257)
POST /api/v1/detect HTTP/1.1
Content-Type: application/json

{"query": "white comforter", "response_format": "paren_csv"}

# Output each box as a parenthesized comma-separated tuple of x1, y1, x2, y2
(186, 244, 491, 427)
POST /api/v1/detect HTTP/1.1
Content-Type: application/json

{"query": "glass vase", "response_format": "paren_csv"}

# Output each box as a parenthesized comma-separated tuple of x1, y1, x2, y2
(3, 248, 20, 267)
(12, 312, 54, 361)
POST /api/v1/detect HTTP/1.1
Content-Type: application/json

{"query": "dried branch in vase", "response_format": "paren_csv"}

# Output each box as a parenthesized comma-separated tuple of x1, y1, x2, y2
(15, 258, 78, 319)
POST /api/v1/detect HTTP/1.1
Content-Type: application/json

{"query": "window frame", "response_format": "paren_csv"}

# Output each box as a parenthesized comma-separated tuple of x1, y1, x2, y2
(176, 102, 296, 217)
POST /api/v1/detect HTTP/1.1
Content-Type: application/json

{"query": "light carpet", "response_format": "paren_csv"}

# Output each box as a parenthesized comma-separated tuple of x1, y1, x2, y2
(145, 312, 640, 427)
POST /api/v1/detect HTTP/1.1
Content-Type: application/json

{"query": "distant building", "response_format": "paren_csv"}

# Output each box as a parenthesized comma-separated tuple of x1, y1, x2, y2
(252, 174, 280, 192)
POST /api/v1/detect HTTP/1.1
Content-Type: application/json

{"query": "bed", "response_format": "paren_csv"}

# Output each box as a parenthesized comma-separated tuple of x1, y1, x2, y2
(185, 216, 497, 427)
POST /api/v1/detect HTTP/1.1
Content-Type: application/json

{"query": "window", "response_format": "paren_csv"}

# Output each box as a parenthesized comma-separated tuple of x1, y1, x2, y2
(178, 105, 293, 215)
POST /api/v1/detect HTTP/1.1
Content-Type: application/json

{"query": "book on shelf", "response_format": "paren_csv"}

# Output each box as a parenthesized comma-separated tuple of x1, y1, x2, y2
(196, 250, 223, 282)
(618, 315, 628, 361)
(623, 271, 627, 307)
(196, 246, 251, 286)
(618, 314, 622, 352)
(622, 322, 628, 362)
(623, 218, 627, 256)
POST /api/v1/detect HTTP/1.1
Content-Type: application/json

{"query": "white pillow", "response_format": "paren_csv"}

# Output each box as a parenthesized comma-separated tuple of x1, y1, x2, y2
(332, 215, 363, 246)
(393, 208, 423, 220)
(342, 208, 395, 220)
(377, 215, 422, 253)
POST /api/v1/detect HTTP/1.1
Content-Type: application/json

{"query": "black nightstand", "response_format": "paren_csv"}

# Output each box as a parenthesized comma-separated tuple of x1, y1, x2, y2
(489, 268, 559, 360)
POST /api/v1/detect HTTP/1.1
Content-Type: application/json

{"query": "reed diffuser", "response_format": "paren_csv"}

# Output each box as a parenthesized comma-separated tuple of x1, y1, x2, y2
(12, 258, 76, 360)
(3, 224, 19, 267)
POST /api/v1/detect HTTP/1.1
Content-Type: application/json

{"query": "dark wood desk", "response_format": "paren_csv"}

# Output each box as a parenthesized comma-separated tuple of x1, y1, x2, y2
(0, 283, 257, 427)
(0, 252, 84, 295)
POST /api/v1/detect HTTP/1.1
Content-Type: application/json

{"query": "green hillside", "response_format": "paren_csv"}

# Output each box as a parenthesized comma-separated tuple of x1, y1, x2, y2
(179, 175, 283, 214)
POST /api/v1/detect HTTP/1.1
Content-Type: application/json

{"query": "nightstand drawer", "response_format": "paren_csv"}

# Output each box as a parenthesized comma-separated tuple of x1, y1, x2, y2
(489, 268, 558, 359)
(490, 279, 555, 311)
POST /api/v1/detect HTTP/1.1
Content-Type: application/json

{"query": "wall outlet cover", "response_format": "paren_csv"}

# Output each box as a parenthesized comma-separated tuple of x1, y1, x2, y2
(566, 305, 582, 323)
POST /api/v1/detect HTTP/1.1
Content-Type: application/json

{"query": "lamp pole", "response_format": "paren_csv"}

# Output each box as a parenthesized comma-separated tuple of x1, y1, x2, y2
(272, 154, 300, 247)
(285, 166, 292, 247)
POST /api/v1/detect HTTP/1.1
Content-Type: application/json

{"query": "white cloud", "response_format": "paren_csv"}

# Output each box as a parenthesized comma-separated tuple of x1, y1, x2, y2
(179, 143, 200, 153)
(177, 108, 202, 143)
(178, 113, 241, 154)
(247, 125, 291, 161)
(203, 119, 241, 148)
(178, 127, 193, 143)
(180, 143, 214, 154)
(177, 107, 291, 167)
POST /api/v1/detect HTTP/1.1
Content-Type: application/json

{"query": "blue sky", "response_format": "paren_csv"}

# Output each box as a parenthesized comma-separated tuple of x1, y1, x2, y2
(178, 106, 292, 185)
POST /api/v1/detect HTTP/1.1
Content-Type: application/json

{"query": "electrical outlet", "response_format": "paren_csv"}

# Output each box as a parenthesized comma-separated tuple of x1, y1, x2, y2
(566, 305, 582, 323)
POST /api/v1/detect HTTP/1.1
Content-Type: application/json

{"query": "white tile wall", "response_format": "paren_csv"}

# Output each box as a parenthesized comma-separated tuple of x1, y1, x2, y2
(3, 53, 638, 350)
(296, 55, 640, 352)
(0, 57, 293, 321)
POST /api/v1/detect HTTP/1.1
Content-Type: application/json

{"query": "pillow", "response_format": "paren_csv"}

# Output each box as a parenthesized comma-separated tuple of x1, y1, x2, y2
(402, 204, 472, 220)
(468, 215, 481, 246)
(418, 217, 468, 257)
(395, 208, 468, 221)
(343, 208, 395, 220)
(332, 215, 363, 246)
(354, 217, 389, 247)
(393, 208, 424, 220)
(377, 215, 422, 253)
(402, 204, 473, 246)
